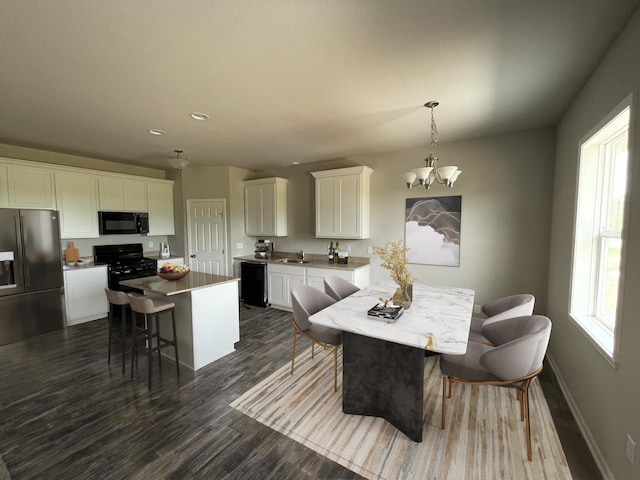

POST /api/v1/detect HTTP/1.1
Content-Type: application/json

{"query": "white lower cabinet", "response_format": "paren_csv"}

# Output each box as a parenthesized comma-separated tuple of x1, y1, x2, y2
(64, 266, 109, 326)
(267, 263, 306, 311)
(267, 264, 370, 311)
(306, 265, 370, 292)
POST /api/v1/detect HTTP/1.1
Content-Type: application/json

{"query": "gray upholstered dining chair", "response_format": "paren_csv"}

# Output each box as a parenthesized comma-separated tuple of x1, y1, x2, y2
(290, 284, 341, 392)
(440, 315, 552, 461)
(468, 293, 535, 344)
(323, 276, 360, 301)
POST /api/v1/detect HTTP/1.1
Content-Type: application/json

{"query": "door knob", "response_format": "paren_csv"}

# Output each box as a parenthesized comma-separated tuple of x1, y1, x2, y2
(190, 254, 196, 258)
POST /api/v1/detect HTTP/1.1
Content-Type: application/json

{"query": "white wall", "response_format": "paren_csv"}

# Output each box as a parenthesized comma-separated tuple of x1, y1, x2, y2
(547, 9, 640, 480)
(254, 127, 556, 309)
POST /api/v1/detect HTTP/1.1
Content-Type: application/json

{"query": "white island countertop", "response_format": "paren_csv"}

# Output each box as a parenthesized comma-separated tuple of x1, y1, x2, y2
(120, 272, 238, 296)
(309, 281, 474, 355)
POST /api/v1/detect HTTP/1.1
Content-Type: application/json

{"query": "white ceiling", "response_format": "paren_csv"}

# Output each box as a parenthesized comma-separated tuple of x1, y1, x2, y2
(1, 1, 638, 171)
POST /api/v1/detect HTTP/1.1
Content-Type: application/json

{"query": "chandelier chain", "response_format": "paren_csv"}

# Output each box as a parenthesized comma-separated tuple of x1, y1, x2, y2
(430, 105, 439, 156)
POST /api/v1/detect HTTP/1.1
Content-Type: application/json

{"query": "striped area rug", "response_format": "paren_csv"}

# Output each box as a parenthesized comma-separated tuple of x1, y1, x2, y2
(231, 349, 572, 480)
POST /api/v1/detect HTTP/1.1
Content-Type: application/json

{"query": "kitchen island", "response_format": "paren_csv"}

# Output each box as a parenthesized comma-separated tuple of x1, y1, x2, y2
(120, 272, 239, 371)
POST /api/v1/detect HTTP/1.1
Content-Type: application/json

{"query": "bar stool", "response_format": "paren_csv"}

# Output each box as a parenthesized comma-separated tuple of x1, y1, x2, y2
(127, 294, 180, 388)
(104, 288, 142, 374)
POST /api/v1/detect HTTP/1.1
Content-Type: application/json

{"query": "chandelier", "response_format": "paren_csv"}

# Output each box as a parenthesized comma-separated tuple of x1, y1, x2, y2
(404, 101, 461, 189)
(167, 150, 190, 170)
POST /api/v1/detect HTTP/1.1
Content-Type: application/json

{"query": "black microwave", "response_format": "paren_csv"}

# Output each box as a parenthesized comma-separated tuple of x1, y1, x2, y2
(98, 211, 149, 235)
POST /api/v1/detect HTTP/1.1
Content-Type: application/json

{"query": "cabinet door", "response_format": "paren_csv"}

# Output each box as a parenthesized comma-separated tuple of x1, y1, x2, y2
(316, 175, 360, 238)
(55, 171, 99, 238)
(64, 268, 108, 325)
(268, 271, 287, 307)
(285, 274, 306, 307)
(244, 183, 276, 236)
(7, 165, 55, 209)
(123, 178, 147, 211)
(147, 182, 175, 235)
(98, 176, 125, 211)
(0, 165, 8, 207)
(99, 177, 148, 212)
(306, 275, 325, 292)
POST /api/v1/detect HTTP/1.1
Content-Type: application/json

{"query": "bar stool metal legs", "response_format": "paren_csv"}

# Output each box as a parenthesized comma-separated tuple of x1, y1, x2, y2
(128, 294, 180, 389)
(105, 288, 136, 375)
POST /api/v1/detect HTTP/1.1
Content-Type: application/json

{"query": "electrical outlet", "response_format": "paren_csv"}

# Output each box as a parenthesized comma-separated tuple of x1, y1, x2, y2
(473, 304, 481, 314)
(235, 242, 244, 249)
(626, 434, 636, 464)
(148, 241, 154, 248)
(347, 244, 352, 253)
(367, 246, 373, 254)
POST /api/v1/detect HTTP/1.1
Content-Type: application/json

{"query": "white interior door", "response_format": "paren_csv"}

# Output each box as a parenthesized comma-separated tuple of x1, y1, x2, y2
(187, 199, 227, 275)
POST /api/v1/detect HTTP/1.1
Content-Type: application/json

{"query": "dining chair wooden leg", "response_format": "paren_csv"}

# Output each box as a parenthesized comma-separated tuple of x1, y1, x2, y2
(447, 378, 452, 398)
(290, 330, 298, 375)
(441, 376, 447, 429)
(524, 379, 533, 461)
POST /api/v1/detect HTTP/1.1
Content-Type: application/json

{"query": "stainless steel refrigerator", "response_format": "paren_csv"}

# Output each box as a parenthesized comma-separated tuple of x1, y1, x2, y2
(0, 209, 65, 346)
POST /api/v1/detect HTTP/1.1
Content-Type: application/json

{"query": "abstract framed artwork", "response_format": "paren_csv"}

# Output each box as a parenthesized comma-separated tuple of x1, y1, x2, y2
(405, 196, 461, 266)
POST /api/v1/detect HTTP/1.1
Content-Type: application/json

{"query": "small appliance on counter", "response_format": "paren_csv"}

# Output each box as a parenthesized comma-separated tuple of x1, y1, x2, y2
(254, 239, 273, 259)
(159, 242, 171, 259)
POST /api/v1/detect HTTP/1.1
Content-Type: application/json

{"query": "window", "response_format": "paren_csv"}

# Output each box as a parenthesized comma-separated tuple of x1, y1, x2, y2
(570, 99, 631, 361)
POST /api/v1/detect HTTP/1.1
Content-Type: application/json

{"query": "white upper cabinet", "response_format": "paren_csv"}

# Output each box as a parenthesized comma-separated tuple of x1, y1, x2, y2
(6, 164, 56, 209)
(0, 165, 8, 207)
(311, 166, 372, 239)
(98, 176, 147, 212)
(55, 171, 100, 238)
(147, 181, 175, 235)
(244, 177, 288, 237)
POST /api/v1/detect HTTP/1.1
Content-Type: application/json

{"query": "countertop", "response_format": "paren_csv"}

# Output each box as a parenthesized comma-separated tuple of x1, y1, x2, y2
(309, 281, 475, 354)
(233, 254, 370, 271)
(119, 272, 238, 296)
(143, 253, 185, 262)
(63, 262, 107, 271)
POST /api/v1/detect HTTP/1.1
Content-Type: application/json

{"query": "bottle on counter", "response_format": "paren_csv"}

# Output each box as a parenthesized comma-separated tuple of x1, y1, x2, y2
(335, 242, 340, 256)
(328, 242, 334, 264)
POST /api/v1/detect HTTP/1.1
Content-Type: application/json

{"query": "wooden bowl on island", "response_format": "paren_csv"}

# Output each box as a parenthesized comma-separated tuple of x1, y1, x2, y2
(157, 269, 190, 281)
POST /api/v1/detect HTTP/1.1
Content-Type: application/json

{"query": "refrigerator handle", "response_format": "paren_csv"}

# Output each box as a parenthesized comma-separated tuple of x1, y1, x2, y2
(18, 215, 30, 288)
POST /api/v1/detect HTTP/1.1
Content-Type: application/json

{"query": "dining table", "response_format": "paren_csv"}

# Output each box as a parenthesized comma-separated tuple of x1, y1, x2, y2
(309, 281, 474, 442)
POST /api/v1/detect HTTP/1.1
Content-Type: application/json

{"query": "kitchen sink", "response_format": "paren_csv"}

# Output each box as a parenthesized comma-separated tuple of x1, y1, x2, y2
(277, 258, 309, 264)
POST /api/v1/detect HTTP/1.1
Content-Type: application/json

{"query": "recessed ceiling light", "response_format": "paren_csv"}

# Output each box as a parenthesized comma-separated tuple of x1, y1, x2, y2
(148, 129, 166, 136)
(189, 112, 209, 121)
(292, 161, 300, 165)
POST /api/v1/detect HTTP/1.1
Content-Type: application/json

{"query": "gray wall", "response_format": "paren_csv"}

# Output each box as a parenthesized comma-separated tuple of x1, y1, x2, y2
(547, 9, 640, 480)
(254, 127, 556, 309)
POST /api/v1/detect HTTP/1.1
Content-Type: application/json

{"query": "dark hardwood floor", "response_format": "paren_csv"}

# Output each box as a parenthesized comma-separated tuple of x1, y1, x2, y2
(0, 306, 599, 479)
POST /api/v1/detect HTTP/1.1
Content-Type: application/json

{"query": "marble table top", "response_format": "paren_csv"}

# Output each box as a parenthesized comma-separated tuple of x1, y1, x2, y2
(120, 272, 238, 296)
(309, 281, 474, 354)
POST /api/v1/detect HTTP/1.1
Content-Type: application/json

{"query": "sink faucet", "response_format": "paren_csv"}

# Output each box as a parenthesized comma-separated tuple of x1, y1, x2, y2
(300, 250, 305, 261)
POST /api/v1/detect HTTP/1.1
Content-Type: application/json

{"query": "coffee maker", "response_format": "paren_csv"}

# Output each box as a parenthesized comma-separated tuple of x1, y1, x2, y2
(254, 240, 273, 259)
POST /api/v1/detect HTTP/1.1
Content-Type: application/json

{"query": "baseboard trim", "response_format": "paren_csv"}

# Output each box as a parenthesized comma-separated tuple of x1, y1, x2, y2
(546, 353, 615, 480)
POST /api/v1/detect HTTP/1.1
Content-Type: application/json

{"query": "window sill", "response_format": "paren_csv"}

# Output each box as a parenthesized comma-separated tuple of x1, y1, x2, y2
(569, 314, 617, 368)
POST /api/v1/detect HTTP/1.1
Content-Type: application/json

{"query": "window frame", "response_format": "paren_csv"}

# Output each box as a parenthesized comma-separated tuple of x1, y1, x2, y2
(569, 95, 633, 366)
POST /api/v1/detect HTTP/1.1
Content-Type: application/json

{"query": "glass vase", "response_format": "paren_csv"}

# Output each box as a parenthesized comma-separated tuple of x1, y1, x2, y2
(393, 284, 412, 309)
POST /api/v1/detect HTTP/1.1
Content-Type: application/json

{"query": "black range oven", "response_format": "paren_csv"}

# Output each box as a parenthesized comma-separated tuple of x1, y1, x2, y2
(94, 243, 157, 292)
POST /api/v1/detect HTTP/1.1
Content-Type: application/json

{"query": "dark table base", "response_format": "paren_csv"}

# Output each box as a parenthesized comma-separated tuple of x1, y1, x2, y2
(342, 331, 425, 442)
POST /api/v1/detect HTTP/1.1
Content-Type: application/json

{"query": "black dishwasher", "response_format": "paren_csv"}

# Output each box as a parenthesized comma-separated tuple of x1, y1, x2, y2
(241, 262, 268, 307)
